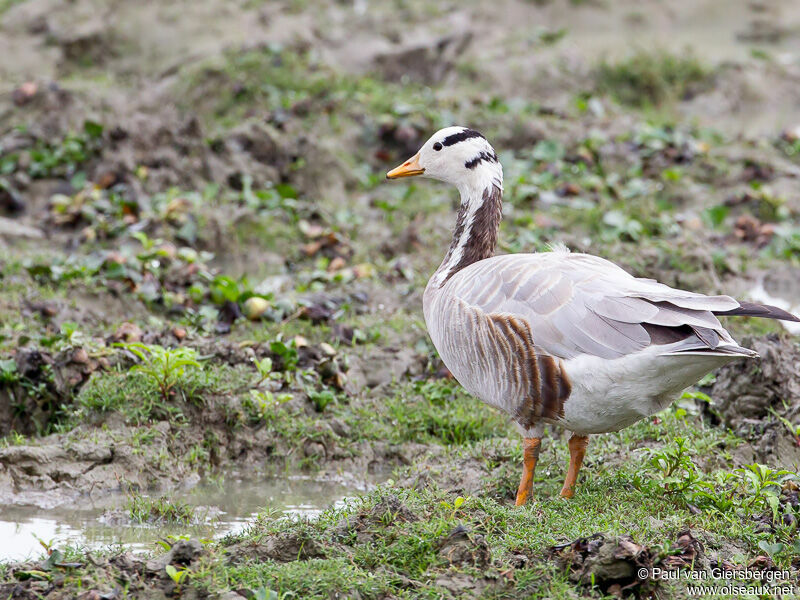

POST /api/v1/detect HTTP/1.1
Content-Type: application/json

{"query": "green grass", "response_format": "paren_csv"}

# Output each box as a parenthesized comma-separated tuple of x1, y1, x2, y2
(126, 492, 197, 525)
(4, 381, 798, 597)
(335, 379, 512, 448)
(385, 380, 511, 445)
(204, 406, 793, 597)
(595, 50, 711, 107)
(176, 44, 439, 131)
(73, 358, 249, 427)
(204, 434, 795, 598)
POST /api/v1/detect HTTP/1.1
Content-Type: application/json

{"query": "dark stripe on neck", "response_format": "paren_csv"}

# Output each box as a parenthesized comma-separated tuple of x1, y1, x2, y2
(441, 184, 502, 286)
(442, 128, 484, 147)
(465, 150, 498, 169)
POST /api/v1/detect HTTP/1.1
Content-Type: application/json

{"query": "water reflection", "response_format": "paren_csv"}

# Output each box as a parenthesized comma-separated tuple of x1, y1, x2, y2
(0, 476, 364, 562)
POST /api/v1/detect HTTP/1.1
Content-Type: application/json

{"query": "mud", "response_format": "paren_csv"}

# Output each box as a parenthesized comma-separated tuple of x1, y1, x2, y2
(548, 530, 713, 597)
(0, 308, 432, 507)
(709, 335, 800, 471)
(0, 412, 401, 510)
(227, 529, 325, 563)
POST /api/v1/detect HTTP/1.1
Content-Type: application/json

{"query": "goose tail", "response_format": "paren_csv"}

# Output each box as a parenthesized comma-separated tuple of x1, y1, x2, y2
(714, 301, 799, 322)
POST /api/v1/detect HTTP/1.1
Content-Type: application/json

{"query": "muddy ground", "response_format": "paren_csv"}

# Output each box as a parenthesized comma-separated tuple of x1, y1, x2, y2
(1, 0, 800, 598)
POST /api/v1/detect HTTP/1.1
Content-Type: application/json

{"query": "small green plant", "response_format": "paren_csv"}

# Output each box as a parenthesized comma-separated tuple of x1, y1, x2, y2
(735, 463, 791, 520)
(244, 389, 293, 423)
(635, 438, 733, 513)
(308, 389, 336, 413)
(186, 443, 209, 465)
(165, 564, 189, 592)
(209, 274, 251, 306)
(0, 431, 27, 447)
(640, 438, 706, 494)
(118, 343, 201, 402)
(770, 409, 800, 445)
(439, 496, 468, 520)
(22, 121, 104, 179)
(0, 358, 18, 384)
(251, 587, 280, 600)
(253, 356, 274, 387)
(39, 321, 93, 351)
(638, 438, 798, 527)
(270, 337, 299, 373)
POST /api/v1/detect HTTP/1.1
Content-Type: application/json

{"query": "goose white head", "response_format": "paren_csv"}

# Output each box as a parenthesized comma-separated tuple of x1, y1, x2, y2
(386, 126, 502, 193)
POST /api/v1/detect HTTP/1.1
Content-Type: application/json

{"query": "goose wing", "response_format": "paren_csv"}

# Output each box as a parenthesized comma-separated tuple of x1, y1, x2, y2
(446, 251, 746, 360)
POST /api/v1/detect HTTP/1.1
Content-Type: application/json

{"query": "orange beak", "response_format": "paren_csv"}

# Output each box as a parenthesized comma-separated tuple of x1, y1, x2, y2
(386, 153, 424, 179)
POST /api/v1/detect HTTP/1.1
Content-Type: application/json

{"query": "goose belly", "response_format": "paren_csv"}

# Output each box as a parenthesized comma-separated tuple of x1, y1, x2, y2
(558, 348, 739, 434)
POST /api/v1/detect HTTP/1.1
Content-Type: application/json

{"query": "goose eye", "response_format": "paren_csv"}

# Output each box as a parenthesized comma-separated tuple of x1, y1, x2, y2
(433, 142, 443, 151)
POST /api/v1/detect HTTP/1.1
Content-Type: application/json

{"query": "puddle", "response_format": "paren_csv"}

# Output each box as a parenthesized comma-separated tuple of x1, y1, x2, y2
(0, 476, 366, 562)
(748, 268, 800, 334)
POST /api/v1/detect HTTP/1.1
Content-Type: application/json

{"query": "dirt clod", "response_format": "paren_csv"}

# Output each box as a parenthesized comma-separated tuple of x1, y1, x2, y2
(112, 322, 143, 343)
(373, 33, 473, 84)
(333, 494, 418, 545)
(437, 525, 491, 567)
(551, 534, 655, 596)
(227, 530, 324, 563)
(710, 335, 800, 470)
(145, 539, 203, 573)
(662, 529, 704, 570)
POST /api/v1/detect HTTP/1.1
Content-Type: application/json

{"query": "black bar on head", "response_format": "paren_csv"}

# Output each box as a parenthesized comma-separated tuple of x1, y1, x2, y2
(465, 151, 498, 169)
(442, 128, 485, 147)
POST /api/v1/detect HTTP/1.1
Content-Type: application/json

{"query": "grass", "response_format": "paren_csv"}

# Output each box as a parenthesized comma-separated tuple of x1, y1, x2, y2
(198, 423, 796, 598)
(594, 50, 711, 107)
(126, 492, 196, 525)
(72, 357, 250, 427)
(204, 409, 793, 597)
(383, 380, 511, 445)
(75, 366, 199, 425)
(4, 376, 799, 597)
(176, 44, 440, 132)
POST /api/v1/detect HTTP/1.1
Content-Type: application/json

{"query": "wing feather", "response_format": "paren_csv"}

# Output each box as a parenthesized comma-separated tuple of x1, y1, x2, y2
(444, 252, 744, 360)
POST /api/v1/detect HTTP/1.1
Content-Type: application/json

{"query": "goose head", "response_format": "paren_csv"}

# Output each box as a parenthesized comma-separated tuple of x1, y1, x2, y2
(386, 126, 502, 193)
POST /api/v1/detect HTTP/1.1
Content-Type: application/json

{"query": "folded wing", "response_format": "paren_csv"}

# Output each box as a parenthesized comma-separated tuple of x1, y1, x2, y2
(447, 252, 754, 360)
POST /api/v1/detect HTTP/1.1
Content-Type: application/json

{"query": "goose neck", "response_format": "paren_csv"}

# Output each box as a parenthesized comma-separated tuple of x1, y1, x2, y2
(431, 181, 503, 288)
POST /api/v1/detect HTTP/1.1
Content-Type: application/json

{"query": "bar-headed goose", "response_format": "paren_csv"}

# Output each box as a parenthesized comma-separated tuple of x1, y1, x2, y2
(387, 126, 799, 505)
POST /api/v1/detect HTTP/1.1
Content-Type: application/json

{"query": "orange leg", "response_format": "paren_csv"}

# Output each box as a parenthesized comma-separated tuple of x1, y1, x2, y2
(515, 437, 542, 506)
(560, 434, 589, 499)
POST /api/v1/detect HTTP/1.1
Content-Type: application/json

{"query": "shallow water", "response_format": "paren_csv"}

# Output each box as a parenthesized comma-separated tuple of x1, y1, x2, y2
(0, 476, 364, 562)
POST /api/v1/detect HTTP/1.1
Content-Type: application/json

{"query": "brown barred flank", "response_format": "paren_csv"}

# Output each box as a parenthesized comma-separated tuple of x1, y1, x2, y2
(486, 314, 570, 429)
(557, 359, 572, 403)
(536, 355, 567, 421)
